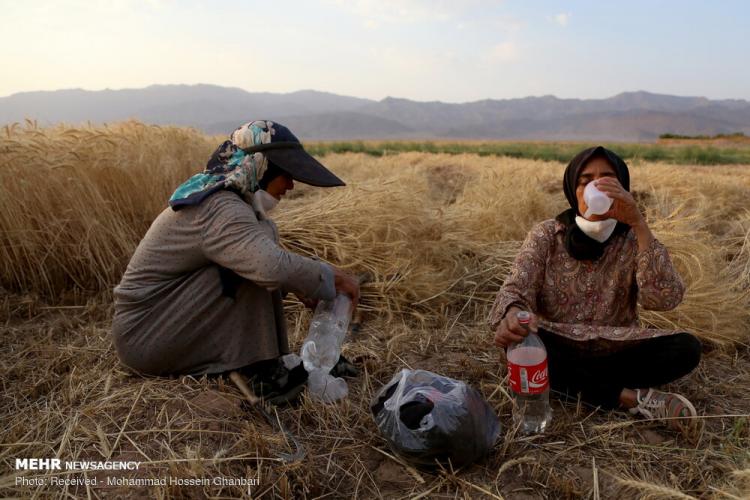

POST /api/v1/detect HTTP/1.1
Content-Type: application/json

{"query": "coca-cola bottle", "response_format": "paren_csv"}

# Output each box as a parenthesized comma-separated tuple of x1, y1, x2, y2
(506, 311, 553, 434)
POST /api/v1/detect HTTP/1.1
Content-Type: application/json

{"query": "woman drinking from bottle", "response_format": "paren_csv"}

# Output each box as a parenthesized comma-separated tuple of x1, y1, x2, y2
(489, 146, 701, 430)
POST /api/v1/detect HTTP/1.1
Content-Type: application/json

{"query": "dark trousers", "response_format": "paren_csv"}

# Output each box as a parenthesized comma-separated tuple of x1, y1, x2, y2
(538, 330, 702, 410)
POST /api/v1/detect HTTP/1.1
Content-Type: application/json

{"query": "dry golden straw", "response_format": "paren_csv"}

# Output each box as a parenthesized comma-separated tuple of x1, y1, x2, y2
(1, 122, 749, 498)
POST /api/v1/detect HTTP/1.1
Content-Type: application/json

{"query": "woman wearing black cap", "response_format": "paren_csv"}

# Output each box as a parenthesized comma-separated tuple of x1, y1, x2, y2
(489, 146, 701, 429)
(112, 120, 359, 403)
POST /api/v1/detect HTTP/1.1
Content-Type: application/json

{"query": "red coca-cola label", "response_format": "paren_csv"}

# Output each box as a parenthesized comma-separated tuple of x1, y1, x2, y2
(508, 358, 548, 395)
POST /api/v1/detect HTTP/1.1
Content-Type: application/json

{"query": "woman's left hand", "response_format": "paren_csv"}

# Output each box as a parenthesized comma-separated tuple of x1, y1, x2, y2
(594, 177, 645, 227)
(295, 293, 319, 310)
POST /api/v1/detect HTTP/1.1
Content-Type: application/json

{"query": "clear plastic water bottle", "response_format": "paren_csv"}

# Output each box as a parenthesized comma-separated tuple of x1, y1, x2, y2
(583, 181, 613, 218)
(301, 294, 352, 402)
(506, 311, 553, 434)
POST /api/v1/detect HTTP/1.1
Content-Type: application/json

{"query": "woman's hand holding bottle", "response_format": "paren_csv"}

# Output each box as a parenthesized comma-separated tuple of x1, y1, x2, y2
(494, 306, 538, 348)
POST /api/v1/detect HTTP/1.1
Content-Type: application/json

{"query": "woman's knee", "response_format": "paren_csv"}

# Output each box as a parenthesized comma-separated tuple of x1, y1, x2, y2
(112, 332, 164, 376)
(673, 332, 702, 371)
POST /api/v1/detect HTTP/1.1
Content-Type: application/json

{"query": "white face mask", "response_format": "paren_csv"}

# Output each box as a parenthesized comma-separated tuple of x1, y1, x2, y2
(575, 216, 617, 243)
(253, 189, 279, 214)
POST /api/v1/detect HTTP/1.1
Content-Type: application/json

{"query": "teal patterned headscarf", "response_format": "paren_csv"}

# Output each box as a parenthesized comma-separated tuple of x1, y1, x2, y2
(169, 120, 276, 210)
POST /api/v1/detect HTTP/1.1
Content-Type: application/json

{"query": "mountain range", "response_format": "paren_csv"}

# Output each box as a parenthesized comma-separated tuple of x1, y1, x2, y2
(2, 84, 748, 141)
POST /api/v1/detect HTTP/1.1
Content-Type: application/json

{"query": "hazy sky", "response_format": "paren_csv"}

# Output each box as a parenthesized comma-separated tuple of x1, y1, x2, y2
(2, 0, 749, 102)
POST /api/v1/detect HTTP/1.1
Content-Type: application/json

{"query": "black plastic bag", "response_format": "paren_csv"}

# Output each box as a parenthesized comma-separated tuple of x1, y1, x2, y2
(371, 369, 500, 467)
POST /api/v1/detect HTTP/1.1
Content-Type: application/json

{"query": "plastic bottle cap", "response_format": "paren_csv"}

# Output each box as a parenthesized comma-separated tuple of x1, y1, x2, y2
(516, 311, 530, 324)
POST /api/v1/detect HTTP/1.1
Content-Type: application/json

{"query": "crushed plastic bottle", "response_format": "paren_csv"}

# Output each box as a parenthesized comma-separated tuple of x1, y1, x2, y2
(307, 369, 348, 402)
(506, 311, 553, 434)
(301, 293, 352, 402)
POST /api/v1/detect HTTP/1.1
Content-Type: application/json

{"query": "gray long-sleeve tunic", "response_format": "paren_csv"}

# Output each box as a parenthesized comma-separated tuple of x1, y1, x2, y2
(112, 190, 335, 376)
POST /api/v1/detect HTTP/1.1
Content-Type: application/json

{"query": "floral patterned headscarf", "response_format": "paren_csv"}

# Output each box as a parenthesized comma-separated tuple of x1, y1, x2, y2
(169, 121, 276, 210)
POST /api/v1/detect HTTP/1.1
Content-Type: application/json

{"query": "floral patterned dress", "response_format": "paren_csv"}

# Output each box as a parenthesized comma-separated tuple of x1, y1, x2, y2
(488, 219, 685, 353)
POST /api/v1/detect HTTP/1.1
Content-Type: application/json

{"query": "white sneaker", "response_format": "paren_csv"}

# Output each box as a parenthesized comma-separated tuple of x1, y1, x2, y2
(629, 388, 697, 431)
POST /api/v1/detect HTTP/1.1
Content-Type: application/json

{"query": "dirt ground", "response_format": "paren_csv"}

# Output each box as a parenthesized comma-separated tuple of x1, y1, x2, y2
(2, 295, 748, 499)
(2, 140, 749, 498)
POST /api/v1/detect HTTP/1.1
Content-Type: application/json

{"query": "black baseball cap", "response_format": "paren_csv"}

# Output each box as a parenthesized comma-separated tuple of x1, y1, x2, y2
(239, 121, 345, 187)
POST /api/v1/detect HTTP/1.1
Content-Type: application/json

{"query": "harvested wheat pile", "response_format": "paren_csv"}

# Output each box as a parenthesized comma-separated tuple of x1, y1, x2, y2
(0, 121, 216, 296)
(1, 123, 749, 498)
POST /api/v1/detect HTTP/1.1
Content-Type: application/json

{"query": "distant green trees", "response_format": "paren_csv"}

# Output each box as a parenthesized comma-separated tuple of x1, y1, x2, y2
(306, 140, 750, 165)
(659, 132, 746, 140)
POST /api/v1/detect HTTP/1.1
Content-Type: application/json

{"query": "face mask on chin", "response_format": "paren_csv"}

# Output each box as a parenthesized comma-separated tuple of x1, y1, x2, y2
(575, 215, 618, 243)
(253, 189, 279, 214)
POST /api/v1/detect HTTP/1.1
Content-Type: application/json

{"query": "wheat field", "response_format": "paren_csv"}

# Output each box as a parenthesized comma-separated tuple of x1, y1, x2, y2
(1, 122, 749, 498)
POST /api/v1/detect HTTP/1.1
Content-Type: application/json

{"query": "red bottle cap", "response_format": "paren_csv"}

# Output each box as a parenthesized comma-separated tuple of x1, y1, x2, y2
(516, 311, 530, 324)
